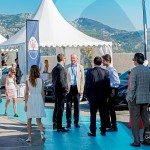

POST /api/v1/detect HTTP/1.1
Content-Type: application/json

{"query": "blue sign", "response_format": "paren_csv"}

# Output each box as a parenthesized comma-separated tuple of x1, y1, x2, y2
(26, 20, 40, 73)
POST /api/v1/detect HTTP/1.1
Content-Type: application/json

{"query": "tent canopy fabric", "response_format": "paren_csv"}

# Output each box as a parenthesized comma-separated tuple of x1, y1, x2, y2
(0, 0, 112, 49)
(0, 34, 6, 44)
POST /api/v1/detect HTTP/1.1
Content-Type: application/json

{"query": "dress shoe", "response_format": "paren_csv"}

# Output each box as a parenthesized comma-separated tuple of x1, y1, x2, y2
(57, 128, 69, 132)
(26, 137, 31, 143)
(105, 124, 111, 128)
(100, 132, 106, 136)
(53, 124, 57, 130)
(74, 124, 80, 128)
(130, 142, 140, 147)
(88, 132, 96, 137)
(106, 126, 118, 132)
(14, 113, 19, 117)
(4, 112, 8, 116)
(66, 124, 71, 128)
(140, 141, 149, 145)
(41, 132, 46, 141)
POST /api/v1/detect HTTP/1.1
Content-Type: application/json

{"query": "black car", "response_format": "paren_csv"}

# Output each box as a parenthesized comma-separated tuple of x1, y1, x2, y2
(44, 68, 129, 105)
(114, 70, 129, 108)
(44, 68, 91, 102)
(115, 66, 150, 108)
(44, 79, 55, 101)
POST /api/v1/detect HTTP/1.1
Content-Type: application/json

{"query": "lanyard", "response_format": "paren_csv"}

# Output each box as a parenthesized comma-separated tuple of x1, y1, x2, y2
(71, 65, 77, 78)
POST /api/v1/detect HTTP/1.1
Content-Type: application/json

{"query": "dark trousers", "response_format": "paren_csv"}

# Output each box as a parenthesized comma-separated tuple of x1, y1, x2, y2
(53, 97, 57, 126)
(89, 101, 107, 133)
(53, 95, 65, 129)
(128, 100, 150, 144)
(16, 76, 21, 84)
(106, 88, 117, 128)
(66, 85, 80, 125)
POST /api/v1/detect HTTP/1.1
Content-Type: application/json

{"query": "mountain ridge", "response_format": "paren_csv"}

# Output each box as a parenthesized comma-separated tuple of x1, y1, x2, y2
(0, 14, 148, 53)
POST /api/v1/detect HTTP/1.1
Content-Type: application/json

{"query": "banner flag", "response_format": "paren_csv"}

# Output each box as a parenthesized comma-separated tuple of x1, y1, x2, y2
(142, 0, 148, 59)
(26, 20, 40, 74)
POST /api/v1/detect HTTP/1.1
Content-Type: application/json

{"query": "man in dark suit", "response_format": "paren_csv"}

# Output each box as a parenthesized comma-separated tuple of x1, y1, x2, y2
(15, 58, 23, 84)
(84, 56, 110, 136)
(52, 53, 69, 132)
(126, 53, 150, 147)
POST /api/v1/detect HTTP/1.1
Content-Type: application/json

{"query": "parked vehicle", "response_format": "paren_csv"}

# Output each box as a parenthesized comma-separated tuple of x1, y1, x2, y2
(44, 68, 129, 104)
(0, 66, 11, 87)
(115, 66, 150, 108)
(44, 79, 54, 101)
(114, 70, 129, 108)
(44, 68, 91, 102)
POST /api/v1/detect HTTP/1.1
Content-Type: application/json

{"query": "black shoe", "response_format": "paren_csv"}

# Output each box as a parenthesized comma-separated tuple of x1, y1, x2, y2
(130, 142, 140, 147)
(140, 141, 150, 145)
(66, 124, 71, 128)
(53, 124, 57, 130)
(75, 124, 80, 128)
(106, 127, 118, 132)
(105, 124, 111, 128)
(57, 128, 69, 132)
(14, 114, 19, 117)
(88, 132, 96, 137)
(100, 132, 106, 136)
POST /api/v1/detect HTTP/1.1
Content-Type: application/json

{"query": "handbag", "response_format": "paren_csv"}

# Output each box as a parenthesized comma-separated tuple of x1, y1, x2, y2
(143, 129, 150, 145)
(142, 104, 150, 145)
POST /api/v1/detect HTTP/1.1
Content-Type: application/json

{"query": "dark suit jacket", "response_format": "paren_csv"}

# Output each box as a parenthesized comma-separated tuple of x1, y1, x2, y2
(52, 64, 68, 96)
(84, 67, 110, 103)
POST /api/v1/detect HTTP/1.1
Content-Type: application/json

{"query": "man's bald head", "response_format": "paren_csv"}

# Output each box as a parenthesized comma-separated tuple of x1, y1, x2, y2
(71, 53, 78, 65)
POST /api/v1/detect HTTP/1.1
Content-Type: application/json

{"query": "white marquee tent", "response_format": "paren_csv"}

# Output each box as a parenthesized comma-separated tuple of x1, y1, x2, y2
(0, 34, 7, 64)
(0, 0, 112, 78)
(0, 34, 6, 44)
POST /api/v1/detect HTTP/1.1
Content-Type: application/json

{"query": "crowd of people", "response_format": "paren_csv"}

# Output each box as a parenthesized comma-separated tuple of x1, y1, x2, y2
(1, 52, 150, 147)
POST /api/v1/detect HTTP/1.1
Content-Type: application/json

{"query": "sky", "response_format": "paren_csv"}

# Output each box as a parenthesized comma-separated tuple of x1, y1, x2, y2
(0, 0, 150, 31)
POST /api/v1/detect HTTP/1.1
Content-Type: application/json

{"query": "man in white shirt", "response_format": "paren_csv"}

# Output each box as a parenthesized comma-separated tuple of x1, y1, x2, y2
(102, 54, 120, 132)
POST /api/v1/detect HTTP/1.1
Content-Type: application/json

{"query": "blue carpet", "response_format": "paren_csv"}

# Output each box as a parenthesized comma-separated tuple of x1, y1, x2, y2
(0, 99, 149, 150)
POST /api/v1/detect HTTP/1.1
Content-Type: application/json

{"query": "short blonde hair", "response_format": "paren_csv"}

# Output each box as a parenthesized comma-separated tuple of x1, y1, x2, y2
(10, 68, 16, 73)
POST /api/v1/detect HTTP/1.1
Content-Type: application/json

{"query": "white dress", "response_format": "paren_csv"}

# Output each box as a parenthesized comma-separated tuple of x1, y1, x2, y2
(6, 77, 17, 99)
(26, 78, 46, 119)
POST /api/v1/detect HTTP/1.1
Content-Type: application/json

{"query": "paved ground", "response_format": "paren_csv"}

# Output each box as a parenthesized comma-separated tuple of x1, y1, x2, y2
(0, 96, 127, 149)
(0, 96, 149, 150)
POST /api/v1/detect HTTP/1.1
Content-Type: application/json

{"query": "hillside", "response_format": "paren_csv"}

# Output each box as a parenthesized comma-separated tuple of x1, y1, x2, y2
(0, 13, 32, 38)
(72, 18, 148, 53)
(0, 14, 148, 53)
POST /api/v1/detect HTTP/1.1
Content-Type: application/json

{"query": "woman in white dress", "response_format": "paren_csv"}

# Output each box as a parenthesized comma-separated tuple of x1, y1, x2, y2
(24, 65, 46, 142)
(5, 69, 18, 117)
